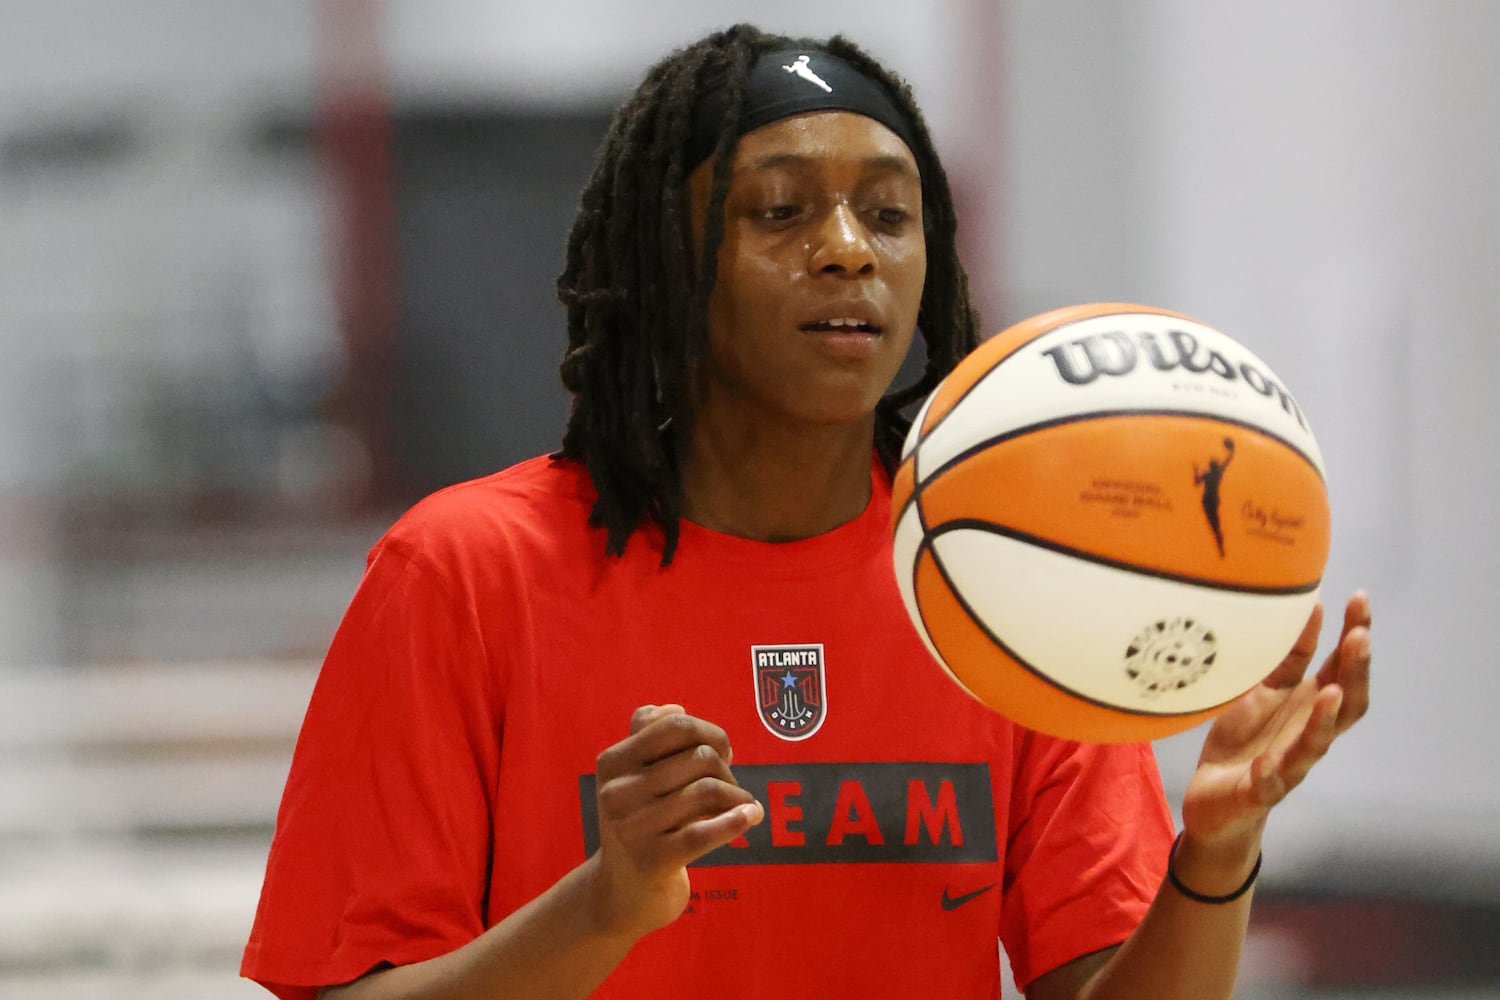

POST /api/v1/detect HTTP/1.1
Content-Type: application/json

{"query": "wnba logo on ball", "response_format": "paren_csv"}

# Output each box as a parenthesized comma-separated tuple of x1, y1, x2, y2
(1038, 327, 1308, 430)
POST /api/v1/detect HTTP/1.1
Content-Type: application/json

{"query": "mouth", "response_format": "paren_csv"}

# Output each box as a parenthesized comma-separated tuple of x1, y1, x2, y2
(800, 317, 883, 335)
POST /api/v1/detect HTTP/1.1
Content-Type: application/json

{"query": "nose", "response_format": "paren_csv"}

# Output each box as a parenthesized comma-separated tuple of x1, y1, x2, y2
(807, 204, 876, 277)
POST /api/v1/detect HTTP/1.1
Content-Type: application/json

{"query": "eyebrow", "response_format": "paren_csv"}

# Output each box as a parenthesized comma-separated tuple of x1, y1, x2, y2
(736, 151, 921, 180)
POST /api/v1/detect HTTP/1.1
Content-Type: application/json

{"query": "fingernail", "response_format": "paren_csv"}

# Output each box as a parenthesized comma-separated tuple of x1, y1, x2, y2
(744, 801, 765, 824)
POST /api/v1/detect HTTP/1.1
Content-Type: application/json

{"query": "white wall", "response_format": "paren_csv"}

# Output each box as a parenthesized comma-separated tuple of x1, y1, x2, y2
(380, 0, 967, 119)
(0, 0, 315, 119)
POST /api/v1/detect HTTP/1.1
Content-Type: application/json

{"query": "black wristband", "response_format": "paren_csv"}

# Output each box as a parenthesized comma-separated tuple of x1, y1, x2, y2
(1166, 832, 1262, 904)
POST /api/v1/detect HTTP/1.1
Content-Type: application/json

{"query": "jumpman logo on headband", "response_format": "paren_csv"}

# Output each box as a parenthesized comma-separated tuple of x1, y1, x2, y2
(783, 54, 833, 93)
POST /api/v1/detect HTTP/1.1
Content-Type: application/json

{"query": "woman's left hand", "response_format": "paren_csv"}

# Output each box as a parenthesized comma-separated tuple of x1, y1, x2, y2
(1180, 591, 1372, 850)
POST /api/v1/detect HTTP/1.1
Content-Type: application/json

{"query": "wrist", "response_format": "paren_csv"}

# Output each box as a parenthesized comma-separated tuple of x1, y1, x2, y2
(575, 854, 653, 945)
(1169, 830, 1263, 903)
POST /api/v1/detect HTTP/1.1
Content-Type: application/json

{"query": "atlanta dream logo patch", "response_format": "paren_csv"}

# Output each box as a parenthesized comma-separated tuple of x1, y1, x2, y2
(753, 644, 827, 740)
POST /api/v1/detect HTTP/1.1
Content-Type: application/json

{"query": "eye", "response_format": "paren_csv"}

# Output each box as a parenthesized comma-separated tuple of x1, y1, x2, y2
(875, 207, 911, 228)
(759, 204, 802, 223)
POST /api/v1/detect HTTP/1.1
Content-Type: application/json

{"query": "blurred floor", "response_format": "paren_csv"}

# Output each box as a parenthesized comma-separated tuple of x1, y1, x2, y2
(0, 661, 311, 999)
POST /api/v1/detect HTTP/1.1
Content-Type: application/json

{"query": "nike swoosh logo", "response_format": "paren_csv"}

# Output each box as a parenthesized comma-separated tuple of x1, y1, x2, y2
(940, 883, 997, 911)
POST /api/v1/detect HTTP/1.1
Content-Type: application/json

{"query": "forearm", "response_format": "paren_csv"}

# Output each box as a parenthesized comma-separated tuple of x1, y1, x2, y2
(1076, 830, 1262, 1000)
(320, 855, 640, 1000)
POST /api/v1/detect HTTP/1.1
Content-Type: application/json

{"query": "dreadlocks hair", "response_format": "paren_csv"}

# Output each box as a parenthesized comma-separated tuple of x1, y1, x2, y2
(555, 24, 981, 564)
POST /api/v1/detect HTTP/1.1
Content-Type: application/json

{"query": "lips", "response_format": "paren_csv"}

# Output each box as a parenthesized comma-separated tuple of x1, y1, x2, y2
(799, 309, 884, 334)
(802, 318, 881, 333)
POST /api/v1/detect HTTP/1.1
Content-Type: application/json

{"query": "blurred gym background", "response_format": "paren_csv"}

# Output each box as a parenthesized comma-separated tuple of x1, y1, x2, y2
(0, 1, 1495, 997)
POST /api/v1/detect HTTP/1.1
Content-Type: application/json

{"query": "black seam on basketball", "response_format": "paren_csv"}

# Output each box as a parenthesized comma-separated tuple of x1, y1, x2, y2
(910, 448, 931, 537)
(917, 408, 1326, 489)
(912, 455, 926, 534)
(915, 532, 1219, 720)
(914, 322, 1070, 444)
(929, 519, 1322, 596)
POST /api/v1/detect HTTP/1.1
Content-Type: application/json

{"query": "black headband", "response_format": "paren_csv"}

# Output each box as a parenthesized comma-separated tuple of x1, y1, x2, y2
(686, 48, 922, 170)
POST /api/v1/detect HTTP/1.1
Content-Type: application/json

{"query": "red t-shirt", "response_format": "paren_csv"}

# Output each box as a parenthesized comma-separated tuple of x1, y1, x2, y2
(242, 455, 1173, 998)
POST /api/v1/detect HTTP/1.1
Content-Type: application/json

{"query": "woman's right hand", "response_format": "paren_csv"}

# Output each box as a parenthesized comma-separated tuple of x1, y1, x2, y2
(587, 705, 764, 939)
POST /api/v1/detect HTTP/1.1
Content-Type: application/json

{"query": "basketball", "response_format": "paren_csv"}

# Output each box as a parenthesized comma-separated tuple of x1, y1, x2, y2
(891, 303, 1331, 743)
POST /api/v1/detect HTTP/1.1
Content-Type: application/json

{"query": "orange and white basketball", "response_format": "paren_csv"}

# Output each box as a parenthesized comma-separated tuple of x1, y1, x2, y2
(891, 303, 1330, 743)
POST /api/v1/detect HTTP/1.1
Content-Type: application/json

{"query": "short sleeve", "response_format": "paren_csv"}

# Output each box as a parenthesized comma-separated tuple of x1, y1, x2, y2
(241, 540, 503, 1000)
(998, 732, 1174, 991)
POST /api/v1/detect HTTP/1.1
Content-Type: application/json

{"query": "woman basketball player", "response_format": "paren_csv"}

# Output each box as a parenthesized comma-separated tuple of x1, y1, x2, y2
(242, 25, 1372, 999)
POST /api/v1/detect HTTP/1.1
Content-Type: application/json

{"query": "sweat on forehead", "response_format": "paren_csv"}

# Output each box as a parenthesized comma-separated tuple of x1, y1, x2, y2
(686, 48, 922, 170)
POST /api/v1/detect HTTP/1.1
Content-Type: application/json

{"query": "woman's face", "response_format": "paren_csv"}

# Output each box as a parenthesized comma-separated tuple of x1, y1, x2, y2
(686, 110, 926, 433)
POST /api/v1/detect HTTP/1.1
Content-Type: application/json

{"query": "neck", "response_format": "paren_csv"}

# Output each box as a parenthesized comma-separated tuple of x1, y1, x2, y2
(678, 410, 876, 543)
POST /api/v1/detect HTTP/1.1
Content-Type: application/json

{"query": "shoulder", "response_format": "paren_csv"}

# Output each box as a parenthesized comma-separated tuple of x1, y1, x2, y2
(376, 454, 601, 576)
